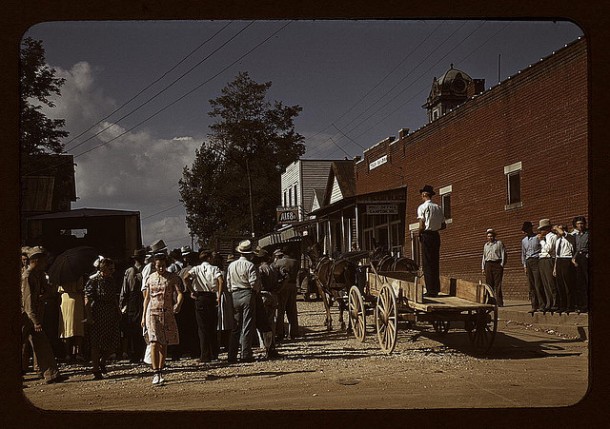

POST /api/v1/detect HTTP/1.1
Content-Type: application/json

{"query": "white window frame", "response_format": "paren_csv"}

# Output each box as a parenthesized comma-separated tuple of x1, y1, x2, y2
(504, 162, 523, 210)
(439, 184, 453, 224)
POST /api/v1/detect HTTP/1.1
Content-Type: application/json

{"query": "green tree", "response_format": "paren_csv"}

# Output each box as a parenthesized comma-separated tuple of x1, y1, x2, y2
(20, 37, 68, 155)
(180, 71, 305, 242)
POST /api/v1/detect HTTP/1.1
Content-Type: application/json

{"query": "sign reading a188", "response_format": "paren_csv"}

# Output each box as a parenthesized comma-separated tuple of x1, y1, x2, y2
(277, 208, 299, 224)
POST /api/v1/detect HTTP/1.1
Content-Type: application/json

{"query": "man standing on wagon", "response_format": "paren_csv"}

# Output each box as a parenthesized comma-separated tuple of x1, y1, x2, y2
(417, 185, 446, 298)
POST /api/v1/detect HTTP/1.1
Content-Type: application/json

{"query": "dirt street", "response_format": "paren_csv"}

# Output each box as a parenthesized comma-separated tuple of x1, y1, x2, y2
(22, 299, 588, 410)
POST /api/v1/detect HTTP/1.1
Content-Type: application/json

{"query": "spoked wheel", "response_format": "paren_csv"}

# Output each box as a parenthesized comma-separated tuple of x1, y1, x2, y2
(467, 283, 498, 354)
(375, 283, 398, 354)
(432, 319, 450, 334)
(348, 285, 366, 342)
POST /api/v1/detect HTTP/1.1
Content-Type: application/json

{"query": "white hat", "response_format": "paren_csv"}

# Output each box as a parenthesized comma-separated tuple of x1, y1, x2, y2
(235, 240, 255, 254)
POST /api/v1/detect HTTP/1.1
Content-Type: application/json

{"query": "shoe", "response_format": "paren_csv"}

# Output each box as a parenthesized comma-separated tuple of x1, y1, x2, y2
(157, 372, 165, 384)
(46, 374, 68, 384)
(423, 292, 438, 298)
(267, 349, 281, 359)
(527, 309, 535, 315)
(240, 356, 255, 363)
(152, 373, 159, 385)
(92, 371, 103, 380)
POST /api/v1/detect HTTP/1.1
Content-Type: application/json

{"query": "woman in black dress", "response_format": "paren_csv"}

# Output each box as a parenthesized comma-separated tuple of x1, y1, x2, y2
(84, 258, 121, 380)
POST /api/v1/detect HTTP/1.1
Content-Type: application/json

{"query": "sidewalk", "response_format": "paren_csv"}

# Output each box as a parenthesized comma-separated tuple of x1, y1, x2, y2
(498, 300, 589, 340)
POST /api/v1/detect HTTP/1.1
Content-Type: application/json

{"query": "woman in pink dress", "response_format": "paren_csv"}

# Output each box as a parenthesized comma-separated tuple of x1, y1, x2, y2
(141, 253, 183, 385)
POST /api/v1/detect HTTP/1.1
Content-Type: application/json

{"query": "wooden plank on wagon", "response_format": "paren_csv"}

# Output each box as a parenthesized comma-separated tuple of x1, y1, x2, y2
(409, 295, 495, 312)
(455, 279, 483, 303)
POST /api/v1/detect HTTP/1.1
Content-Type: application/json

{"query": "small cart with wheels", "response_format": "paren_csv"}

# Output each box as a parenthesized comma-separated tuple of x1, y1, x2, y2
(348, 265, 498, 355)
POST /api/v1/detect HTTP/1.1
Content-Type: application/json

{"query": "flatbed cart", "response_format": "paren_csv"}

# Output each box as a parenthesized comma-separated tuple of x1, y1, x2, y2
(347, 264, 498, 355)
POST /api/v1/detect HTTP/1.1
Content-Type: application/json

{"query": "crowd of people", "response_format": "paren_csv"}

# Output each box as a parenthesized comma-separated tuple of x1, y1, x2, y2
(417, 185, 589, 314)
(20, 238, 301, 385)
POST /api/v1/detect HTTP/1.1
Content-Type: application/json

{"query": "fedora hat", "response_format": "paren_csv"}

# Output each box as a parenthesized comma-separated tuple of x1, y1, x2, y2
(273, 248, 284, 257)
(256, 247, 269, 258)
(537, 219, 552, 231)
(131, 248, 147, 259)
(180, 245, 194, 255)
(486, 228, 496, 235)
(150, 239, 167, 253)
(419, 184, 436, 196)
(235, 240, 255, 254)
(27, 246, 47, 259)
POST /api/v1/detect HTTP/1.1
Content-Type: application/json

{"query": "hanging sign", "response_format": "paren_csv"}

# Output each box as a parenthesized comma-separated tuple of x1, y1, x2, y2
(367, 204, 398, 215)
(277, 208, 299, 224)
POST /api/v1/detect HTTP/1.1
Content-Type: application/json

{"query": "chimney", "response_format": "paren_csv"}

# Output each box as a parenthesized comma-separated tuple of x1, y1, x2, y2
(353, 155, 361, 162)
(398, 128, 410, 139)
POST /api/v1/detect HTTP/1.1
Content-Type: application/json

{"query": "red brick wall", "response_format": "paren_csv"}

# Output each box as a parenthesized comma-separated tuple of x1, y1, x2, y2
(355, 38, 588, 299)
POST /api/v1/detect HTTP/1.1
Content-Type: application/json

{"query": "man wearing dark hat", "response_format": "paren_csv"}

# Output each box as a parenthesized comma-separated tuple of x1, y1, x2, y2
(521, 221, 545, 314)
(120, 248, 147, 362)
(537, 219, 559, 313)
(226, 240, 260, 363)
(272, 248, 300, 341)
(481, 228, 507, 307)
(21, 246, 66, 383)
(416, 185, 446, 298)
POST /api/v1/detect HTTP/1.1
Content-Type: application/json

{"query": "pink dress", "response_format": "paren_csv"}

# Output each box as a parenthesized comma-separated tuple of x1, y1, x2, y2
(145, 272, 180, 345)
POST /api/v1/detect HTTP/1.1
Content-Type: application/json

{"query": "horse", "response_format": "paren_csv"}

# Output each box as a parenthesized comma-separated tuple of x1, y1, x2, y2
(304, 242, 371, 331)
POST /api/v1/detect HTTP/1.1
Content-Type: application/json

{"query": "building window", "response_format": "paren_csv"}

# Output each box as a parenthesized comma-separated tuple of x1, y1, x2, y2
(439, 185, 452, 223)
(293, 184, 298, 206)
(504, 162, 523, 209)
(283, 191, 287, 207)
(288, 188, 292, 207)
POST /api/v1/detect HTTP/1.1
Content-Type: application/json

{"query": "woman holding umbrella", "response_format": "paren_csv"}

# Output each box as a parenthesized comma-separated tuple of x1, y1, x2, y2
(141, 253, 183, 385)
(84, 257, 121, 380)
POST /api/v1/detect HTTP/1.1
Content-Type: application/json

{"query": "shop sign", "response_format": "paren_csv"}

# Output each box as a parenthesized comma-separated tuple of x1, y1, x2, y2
(369, 154, 388, 170)
(277, 208, 299, 224)
(367, 204, 398, 215)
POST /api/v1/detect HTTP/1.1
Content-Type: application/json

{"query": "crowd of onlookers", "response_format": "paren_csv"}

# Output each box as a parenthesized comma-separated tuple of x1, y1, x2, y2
(480, 216, 589, 314)
(20, 238, 300, 385)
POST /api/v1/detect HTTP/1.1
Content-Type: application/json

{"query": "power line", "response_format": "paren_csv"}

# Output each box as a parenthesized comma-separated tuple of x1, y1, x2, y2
(66, 21, 256, 154)
(62, 21, 234, 152)
(25, 21, 293, 176)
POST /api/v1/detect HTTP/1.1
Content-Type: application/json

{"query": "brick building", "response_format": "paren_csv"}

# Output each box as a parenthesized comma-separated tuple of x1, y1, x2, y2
(355, 37, 587, 299)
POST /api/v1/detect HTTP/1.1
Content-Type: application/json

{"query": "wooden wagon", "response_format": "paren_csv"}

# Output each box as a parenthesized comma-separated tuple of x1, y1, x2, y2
(347, 266, 499, 354)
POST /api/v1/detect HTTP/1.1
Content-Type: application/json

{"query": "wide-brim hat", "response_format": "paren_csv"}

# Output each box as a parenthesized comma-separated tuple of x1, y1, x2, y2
(419, 184, 436, 196)
(235, 240, 255, 254)
(537, 219, 552, 231)
(150, 239, 167, 253)
(21, 246, 32, 256)
(27, 246, 47, 259)
(256, 247, 269, 258)
(180, 245, 194, 256)
(131, 248, 147, 259)
(486, 228, 496, 235)
(273, 248, 284, 257)
(521, 221, 533, 232)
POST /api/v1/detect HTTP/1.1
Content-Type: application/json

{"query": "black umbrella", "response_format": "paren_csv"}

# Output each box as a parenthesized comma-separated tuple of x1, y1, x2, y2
(47, 246, 99, 285)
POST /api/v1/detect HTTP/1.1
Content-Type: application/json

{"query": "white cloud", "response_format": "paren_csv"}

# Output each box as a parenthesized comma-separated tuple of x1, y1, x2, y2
(44, 61, 203, 246)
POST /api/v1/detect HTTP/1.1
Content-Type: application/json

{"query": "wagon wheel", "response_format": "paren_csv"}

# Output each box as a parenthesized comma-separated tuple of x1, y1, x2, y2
(375, 283, 398, 354)
(348, 285, 366, 342)
(432, 319, 450, 334)
(467, 284, 498, 353)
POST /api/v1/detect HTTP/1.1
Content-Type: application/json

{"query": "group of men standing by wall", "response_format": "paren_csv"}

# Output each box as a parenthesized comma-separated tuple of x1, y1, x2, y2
(415, 184, 589, 313)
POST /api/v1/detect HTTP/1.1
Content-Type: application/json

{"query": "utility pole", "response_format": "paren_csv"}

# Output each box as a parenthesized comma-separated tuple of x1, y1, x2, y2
(245, 157, 255, 238)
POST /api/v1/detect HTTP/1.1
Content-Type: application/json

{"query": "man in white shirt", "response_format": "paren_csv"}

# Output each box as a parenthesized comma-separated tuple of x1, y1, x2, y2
(184, 249, 223, 363)
(537, 219, 559, 313)
(226, 240, 260, 363)
(553, 224, 577, 313)
(416, 185, 446, 297)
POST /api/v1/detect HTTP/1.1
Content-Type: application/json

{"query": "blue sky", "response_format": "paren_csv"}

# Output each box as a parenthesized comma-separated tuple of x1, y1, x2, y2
(24, 20, 583, 249)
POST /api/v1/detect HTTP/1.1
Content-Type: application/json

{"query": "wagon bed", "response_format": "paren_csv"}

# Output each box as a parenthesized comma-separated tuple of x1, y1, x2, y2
(347, 269, 499, 354)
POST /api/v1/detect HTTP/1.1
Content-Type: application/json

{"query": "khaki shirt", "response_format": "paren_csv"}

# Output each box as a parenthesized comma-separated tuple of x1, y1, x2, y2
(21, 267, 48, 326)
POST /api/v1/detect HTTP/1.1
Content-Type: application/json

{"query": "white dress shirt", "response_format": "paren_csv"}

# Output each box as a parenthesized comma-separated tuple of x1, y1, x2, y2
(417, 200, 445, 231)
(188, 261, 222, 292)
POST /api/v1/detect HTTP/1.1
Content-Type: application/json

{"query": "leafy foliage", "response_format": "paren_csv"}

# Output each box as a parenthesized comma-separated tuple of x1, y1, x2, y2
(180, 72, 305, 243)
(20, 37, 68, 155)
